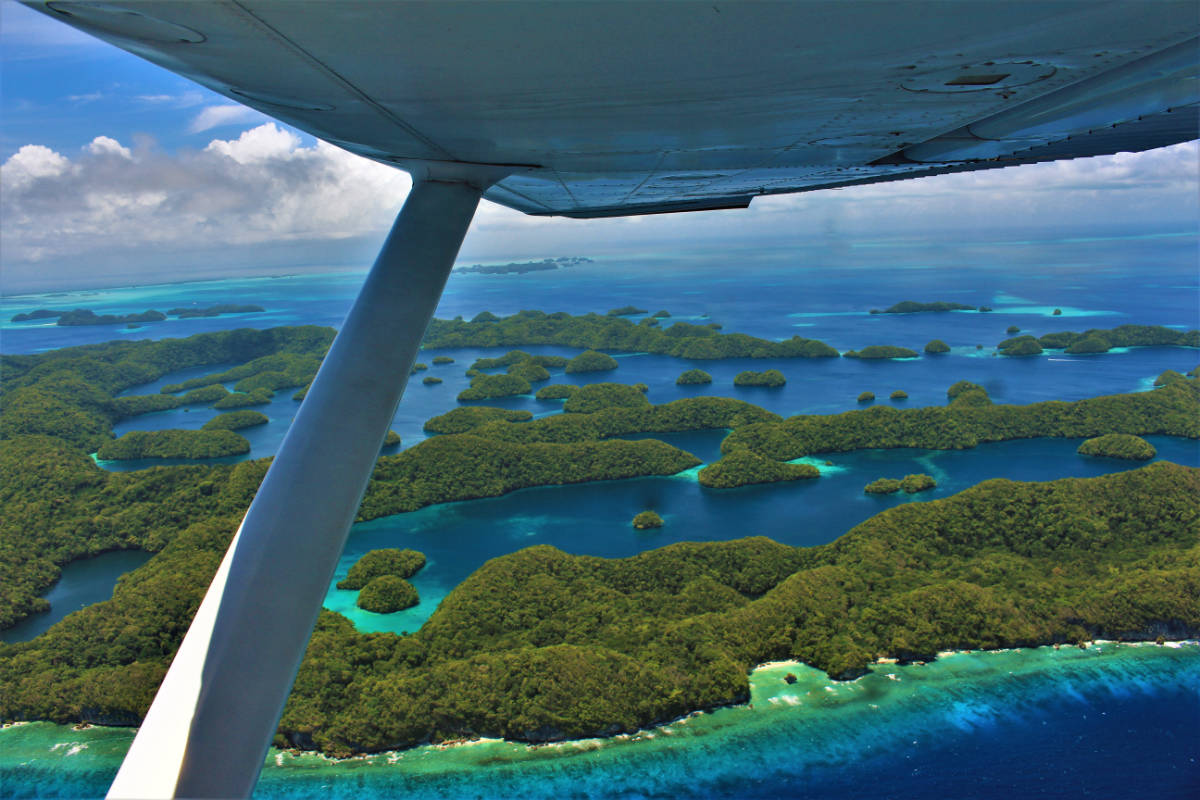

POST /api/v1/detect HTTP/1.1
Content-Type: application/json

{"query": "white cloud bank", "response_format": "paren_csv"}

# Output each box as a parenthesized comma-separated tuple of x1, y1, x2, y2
(1, 124, 413, 285)
(1, 125, 1196, 292)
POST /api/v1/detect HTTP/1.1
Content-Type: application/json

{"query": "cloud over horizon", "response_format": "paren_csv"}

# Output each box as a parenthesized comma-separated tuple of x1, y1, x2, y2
(1, 123, 1196, 293)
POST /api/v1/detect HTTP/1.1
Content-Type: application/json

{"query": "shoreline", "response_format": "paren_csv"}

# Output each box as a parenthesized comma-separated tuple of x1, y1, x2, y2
(11, 639, 1193, 762)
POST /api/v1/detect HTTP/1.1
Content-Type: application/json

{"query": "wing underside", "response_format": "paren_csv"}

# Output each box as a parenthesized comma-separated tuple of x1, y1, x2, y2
(29, 1, 1199, 217)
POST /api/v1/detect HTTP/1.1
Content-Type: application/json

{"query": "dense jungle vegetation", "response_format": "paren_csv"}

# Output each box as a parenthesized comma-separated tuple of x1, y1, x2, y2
(719, 380, 1199, 460)
(422, 310, 839, 359)
(1, 325, 1197, 755)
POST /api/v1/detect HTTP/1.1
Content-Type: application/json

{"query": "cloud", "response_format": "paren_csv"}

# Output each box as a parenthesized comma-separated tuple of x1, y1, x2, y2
(86, 136, 132, 159)
(1, 124, 1195, 293)
(189, 104, 270, 133)
(2, 143, 72, 190)
(138, 91, 205, 108)
(67, 92, 105, 104)
(1, 124, 412, 280)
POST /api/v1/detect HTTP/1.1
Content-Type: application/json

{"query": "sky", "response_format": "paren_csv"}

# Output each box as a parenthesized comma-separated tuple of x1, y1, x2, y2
(2, 0, 1197, 294)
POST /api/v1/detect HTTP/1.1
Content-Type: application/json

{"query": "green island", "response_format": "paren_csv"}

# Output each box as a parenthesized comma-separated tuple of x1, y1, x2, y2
(858, 392, 875, 403)
(9, 309, 63, 322)
(899, 473, 936, 492)
(2, 326, 1198, 756)
(457, 374, 532, 401)
(201, 410, 269, 431)
(607, 306, 648, 316)
(214, 389, 274, 409)
(411, 363, 428, 373)
(652, 310, 671, 318)
(1077, 433, 1157, 461)
(869, 301, 976, 314)
(422, 376, 443, 385)
(720, 380, 1199, 460)
(424, 407, 534, 435)
(113, 393, 184, 418)
(1006, 326, 1021, 335)
(890, 390, 908, 400)
(507, 361, 552, 383)
(57, 309, 167, 327)
(924, 339, 950, 354)
(471, 351, 569, 371)
(864, 477, 901, 494)
(383, 431, 401, 448)
(96, 429, 250, 461)
(179, 384, 229, 405)
(166, 304, 264, 318)
(843, 345, 919, 359)
(676, 369, 713, 385)
(13, 304, 262, 324)
(421, 310, 838, 359)
(734, 369, 786, 387)
(535, 384, 577, 400)
(698, 450, 818, 489)
(863, 473, 938, 494)
(456, 256, 591, 276)
(565, 350, 619, 374)
(337, 548, 426, 590)
(1015, 324, 1199, 355)
(6, 458, 1194, 747)
(563, 383, 650, 414)
(431, 356, 455, 365)
(632, 511, 663, 529)
(997, 335, 1043, 356)
(356, 576, 420, 613)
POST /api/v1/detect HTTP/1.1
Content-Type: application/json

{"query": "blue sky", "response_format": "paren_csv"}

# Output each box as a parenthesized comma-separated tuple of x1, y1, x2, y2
(2, 0, 1197, 294)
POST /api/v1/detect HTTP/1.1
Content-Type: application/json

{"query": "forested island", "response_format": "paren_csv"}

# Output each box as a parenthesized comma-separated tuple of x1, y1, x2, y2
(1002, 324, 1199, 355)
(869, 301, 977, 314)
(565, 350, 619, 373)
(1077, 434, 1157, 461)
(456, 256, 591, 275)
(10, 464, 1191, 752)
(734, 369, 786, 387)
(457, 374, 532, 401)
(843, 345, 920, 359)
(677, 369, 713, 385)
(166, 304, 265, 318)
(96, 429, 250, 461)
(632, 511, 663, 529)
(864, 474, 936, 494)
(201, 410, 269, 431)
(11, 304, 264, 325)
(698, 450, 818, 488)
(718, 380, 1198, 461)
(422, 310, 838, 359)
(1, 325, 1198, 758)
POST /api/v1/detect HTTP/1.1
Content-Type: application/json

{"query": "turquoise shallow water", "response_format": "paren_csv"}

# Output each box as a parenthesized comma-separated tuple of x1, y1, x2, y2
(3, 642, 1196, 799)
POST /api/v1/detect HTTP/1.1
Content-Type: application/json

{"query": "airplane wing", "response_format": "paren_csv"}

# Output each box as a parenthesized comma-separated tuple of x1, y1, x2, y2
(28, 1, 1199, 217)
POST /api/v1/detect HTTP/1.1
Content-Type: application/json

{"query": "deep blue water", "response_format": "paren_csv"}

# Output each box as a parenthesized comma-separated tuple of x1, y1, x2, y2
(1, 231, 1197, 798)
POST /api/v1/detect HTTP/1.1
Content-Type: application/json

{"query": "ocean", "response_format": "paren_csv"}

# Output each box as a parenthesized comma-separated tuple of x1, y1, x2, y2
(1, 229, 1197, 797)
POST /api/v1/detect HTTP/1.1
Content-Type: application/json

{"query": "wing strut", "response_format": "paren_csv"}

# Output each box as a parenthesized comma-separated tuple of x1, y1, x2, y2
(108, 177, 486, 799)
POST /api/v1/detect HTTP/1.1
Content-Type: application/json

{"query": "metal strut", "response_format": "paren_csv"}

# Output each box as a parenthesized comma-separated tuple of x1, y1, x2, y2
(108, 178, 485, 799)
